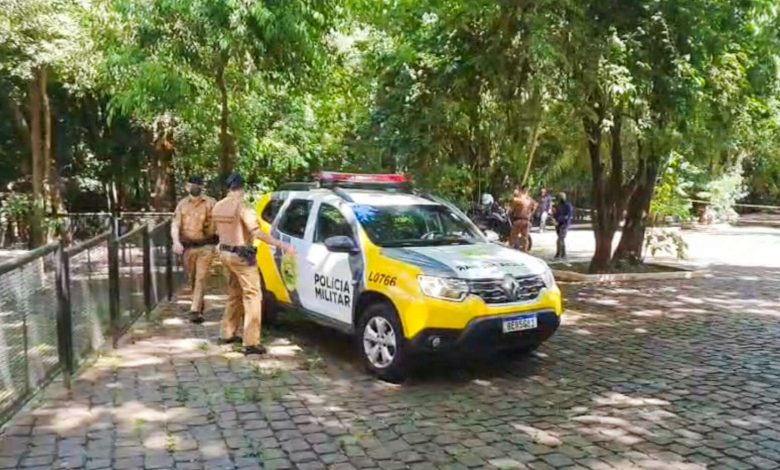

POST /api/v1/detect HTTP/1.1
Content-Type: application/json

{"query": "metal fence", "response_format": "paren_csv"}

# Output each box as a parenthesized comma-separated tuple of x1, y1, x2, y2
(0, 217, 185, 425)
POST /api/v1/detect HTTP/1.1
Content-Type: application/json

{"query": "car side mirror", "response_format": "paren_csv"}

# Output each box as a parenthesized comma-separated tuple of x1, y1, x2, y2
(484, 230, 500, 243)
(324, 235, 359, 254)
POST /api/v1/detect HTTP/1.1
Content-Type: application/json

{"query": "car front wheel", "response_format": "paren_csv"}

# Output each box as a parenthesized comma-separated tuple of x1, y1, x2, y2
(357, 302, 408, 383)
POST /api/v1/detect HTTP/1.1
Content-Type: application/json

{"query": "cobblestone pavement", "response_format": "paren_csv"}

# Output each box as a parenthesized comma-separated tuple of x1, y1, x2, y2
(1, 231, 780, 469)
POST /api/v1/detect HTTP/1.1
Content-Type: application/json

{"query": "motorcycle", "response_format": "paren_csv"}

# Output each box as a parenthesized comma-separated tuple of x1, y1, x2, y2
(468, 194, 532, 251)
(467, 201, 512, 243)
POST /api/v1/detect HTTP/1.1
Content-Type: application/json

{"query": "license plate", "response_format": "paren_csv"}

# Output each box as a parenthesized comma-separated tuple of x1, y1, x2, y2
(502, 314, 537, 333)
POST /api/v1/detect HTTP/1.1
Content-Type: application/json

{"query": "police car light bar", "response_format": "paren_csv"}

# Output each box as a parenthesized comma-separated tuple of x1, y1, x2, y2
(318, 172, 409, 185)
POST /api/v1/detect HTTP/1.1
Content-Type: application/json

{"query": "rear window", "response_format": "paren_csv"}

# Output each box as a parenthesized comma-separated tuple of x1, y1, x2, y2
(261, 197, 284, 223)
(278, 199, 313, 239)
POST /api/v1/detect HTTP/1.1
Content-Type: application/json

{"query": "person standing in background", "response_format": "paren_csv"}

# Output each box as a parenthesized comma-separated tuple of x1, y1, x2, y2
(538, 188, 553, 232)
(172, 175, 217, 324)
(553, 192, 574, 259)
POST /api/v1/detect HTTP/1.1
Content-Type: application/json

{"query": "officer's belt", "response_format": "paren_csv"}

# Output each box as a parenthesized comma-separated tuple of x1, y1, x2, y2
(219, 244, 256, 254)
(219, 244, 257, 265)
(182, 236, 218, 248)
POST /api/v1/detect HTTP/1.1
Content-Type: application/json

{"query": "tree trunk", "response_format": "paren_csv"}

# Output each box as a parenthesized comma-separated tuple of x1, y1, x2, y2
(216, 58, 235, 183)
(151, 116, 175, 211)
(520, 86, 544, 187)
(591, 228, 614, 273)
(521, 118, 542, 187)
(613, 159, 660, 263)
(152, 148, 174, 211)
(586, 112, 626, 273)
(41, 68, 65, 241)
(28, 69, 45, 248)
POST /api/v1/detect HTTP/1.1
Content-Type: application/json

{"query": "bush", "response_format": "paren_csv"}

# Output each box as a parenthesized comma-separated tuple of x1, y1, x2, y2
(644, 229, 688, 260)
(697, 164, 748, 224)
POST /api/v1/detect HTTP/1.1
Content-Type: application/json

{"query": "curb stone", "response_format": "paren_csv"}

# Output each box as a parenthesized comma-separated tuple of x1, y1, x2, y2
(551, 263, 709, 283)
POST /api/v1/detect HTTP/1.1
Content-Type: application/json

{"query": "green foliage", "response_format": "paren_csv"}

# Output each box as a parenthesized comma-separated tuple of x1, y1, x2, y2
(0, 192, 33, 222)
(100, 0, 338, 180)
(650, 153, 698, 223)
(0, 0, 89, 80)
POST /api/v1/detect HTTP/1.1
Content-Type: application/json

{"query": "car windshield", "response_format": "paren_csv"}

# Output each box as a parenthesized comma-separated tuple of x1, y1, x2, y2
(352, 203, 484, 247)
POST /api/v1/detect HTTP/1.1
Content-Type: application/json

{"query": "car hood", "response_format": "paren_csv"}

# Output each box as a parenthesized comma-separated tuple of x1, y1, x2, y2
(381, 243, 548, 280)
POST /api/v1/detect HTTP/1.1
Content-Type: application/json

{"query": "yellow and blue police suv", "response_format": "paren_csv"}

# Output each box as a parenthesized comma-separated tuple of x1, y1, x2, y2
(255, 172, 563, 381)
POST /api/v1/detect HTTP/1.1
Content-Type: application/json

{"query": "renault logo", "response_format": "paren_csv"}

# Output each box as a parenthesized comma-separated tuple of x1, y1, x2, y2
(501, 275, 519, 301)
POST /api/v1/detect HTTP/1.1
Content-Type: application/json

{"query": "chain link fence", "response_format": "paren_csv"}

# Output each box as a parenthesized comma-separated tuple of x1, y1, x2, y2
(0, 244, 59, 422)
(115, 226, 147, 337)
(66, 234, 112, 364)
(0, 216, 186, 425)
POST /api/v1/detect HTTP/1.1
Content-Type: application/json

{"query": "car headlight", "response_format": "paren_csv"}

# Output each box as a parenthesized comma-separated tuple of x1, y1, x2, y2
(417, 275, 469, 302)
(540, 268, 556, 289)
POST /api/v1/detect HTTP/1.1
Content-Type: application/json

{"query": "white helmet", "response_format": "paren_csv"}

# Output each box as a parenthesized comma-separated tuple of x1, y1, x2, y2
(481, 193, 494, 206)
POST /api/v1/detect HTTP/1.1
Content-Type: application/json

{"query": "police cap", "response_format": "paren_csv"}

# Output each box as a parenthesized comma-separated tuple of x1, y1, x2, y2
(188, 174, 204, 186)
(226, 172, 244, 190)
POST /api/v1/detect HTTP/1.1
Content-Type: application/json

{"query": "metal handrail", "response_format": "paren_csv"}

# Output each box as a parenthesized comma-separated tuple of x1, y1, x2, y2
(686, 198, 780, 210)
(116, 224, 147, 243)
(149, 219, 172, 235)
(65, 232, 111, 257)
(0, 242, 59, 276)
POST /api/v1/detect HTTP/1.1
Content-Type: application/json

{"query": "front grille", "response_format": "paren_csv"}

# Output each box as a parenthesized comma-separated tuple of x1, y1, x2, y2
(467, 275, 545, 304)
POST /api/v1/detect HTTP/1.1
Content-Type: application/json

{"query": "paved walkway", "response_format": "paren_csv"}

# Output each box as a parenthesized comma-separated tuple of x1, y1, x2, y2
(1, 227, 780, 469)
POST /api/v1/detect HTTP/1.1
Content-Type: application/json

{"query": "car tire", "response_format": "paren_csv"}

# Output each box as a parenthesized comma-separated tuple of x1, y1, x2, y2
(357, 302, 408, 383)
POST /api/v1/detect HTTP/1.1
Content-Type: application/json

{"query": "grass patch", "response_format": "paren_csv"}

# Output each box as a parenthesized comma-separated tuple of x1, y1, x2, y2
(175, 384, 190, 403)
(223, 385, 246, 405)
(165, 432, 176, 452)
(300, 354, 325, 371)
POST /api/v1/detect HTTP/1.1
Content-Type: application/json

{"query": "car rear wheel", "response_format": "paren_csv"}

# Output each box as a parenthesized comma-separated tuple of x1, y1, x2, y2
(357, 302, 408, 383)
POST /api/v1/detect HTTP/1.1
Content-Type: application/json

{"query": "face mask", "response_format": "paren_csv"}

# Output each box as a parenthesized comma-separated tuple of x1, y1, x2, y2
(189, 186, 202, 197)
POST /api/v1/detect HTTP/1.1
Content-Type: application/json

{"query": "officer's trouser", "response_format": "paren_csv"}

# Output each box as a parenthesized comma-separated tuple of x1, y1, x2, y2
(183, 246, 214, 313)
(510, 218, 531, 251)
(219, 251, 262, 347)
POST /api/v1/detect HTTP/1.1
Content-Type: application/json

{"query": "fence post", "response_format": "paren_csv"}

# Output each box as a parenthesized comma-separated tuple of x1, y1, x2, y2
(142, 224, 153, 317)
(55, 241, 74, 389)
(165, 220, 174, 301)
(108, 227, 121, 348)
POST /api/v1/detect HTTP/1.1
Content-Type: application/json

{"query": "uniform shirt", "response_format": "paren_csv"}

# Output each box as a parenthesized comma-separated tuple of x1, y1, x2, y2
(173, 195, 217, 242)
(211, 192, 259, 247)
